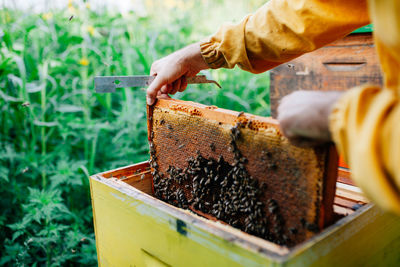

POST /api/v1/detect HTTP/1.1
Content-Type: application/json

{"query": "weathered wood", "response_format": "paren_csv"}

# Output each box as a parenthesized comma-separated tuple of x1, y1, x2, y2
(270, 33, 383, 117)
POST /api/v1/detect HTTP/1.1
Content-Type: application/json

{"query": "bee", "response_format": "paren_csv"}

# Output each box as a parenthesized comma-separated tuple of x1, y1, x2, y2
(149, 142, 155, 154)
(213, 175, 219, 182)
(167, 124, 173, 130)
(209, 143, 216, 152)
(268, 163, 278, 171)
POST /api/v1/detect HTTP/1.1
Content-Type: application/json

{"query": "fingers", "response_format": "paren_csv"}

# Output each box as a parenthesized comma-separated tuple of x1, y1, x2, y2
(287, 136, 328, 148)
(146, 67, 188, 105)
(146, 75, 166, 105)
(171, 79, 181, 95)
(158, 93, 171, 100)
(160, 84, 169, 94)
(158, 77, 186, 96)
(179, 76, 187, 92)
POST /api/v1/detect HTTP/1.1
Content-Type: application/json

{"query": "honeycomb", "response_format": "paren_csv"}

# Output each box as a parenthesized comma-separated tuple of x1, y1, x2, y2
(147, 99, 337, 247)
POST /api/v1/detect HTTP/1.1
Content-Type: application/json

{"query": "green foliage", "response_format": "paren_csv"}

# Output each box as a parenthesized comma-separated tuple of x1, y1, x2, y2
(0, 1, 269, 265)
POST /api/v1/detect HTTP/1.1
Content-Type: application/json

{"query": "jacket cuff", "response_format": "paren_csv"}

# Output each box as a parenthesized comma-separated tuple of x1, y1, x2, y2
(329, 90, 352, 163)
(200, 39, 227, 69)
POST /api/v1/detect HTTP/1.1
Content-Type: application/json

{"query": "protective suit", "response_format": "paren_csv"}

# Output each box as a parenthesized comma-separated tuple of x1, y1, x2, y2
(200, 0, 400, 214)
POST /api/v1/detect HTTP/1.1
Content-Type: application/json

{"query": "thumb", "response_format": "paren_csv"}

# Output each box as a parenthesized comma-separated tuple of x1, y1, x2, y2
(146, 75, 166, 105)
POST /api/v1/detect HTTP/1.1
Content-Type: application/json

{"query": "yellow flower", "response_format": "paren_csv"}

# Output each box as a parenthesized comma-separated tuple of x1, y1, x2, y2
(79, 58, 89, 66)
(68, 0, 76, 13)
(4, 11, 11, 23)
(87, 25, 95, 36)
(42, 12, 53, 21)
(85, 3, 91, 9)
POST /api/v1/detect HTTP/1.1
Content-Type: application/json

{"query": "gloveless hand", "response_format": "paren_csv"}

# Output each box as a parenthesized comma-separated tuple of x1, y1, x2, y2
(146, 42, 209, 105)
(277, 90, 343, 147)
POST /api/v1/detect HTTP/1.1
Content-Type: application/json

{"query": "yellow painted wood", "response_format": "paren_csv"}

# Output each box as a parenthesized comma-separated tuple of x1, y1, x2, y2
(90, 165, 400, 267)
(287, 205, 400, 266)
(90, 177, 281, 267)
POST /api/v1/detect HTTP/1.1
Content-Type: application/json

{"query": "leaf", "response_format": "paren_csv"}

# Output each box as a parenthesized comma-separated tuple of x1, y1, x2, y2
(222, 91, 251, 110)
(12, 55, 26, 79)
(33, 120, 58, 127)
(56, 104, 84, 113)
(7, 74, 23, 88)
(11, 230, 24, 242)
(134, 47, 150, 74)
(0, 57, 12, 72)
(26, 81, 45, 93)
(0, 165, 9, 182)
(0, 90, 22, 102)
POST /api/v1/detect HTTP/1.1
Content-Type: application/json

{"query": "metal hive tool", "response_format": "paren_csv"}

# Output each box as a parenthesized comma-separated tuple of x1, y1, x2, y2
(147, 99, 338, 247)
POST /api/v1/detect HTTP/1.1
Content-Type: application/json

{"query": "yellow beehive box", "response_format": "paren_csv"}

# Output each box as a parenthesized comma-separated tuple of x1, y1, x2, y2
(90, 161, 400, 267)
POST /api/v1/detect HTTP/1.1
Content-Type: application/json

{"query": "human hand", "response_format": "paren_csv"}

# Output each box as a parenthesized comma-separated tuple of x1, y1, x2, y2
(277, 90, 343, 147)
(146, 42, 209, 105)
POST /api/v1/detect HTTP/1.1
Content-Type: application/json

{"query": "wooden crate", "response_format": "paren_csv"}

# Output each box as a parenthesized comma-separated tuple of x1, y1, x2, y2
(269, 32, 383, 174)
(269, 33, 383, 118)
(90, 162, 400, 266)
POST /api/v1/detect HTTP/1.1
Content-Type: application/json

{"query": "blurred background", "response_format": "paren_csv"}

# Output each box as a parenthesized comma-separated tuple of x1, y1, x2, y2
(0, 0, 269, 265)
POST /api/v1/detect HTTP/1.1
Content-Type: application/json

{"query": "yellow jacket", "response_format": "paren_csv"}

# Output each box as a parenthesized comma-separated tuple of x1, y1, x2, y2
(200, 0, 400, 214)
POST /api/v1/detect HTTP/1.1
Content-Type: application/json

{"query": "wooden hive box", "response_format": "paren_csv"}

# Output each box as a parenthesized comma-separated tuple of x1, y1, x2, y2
(269, 32, 383, 118)
(90, 162, 400, 266)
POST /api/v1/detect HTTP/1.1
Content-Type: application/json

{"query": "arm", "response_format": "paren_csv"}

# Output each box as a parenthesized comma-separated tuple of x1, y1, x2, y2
(200, 0, 370, 73)
(330, 85, 400, 215)
(277, 85, 400, 215)
(278, 1, 400, 215)
(147, 0, 370, 105)
(146, 43, 209, 105)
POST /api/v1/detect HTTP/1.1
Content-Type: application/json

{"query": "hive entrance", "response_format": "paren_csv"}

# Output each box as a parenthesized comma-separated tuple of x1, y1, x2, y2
(147, 99, 337, 247)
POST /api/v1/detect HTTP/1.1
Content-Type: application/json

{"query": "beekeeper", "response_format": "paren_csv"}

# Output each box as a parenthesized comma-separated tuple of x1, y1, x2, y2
(146, 0, 400, 215)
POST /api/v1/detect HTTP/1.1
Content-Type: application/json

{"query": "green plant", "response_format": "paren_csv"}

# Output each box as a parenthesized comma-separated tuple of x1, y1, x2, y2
(0, 1, 269, 265)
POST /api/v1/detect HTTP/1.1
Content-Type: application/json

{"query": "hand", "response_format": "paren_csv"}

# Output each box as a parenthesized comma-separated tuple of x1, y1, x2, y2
(146, 42, 209, 105)
(277, 90, 343, 147)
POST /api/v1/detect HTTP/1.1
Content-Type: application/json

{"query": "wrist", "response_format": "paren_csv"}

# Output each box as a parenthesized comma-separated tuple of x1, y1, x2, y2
(181, 42, 209, 74)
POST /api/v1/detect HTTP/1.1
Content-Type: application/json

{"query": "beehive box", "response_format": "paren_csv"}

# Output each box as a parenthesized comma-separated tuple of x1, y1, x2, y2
(269, 32, 383, 118)
(90, 162, 400, 266)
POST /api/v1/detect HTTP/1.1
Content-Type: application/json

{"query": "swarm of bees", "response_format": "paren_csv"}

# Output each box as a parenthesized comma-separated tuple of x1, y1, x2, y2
(149, 121, 290, 245)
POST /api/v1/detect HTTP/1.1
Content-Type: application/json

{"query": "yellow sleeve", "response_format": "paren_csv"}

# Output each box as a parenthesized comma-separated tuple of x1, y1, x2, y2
(329, 0, 400, 215)
(200, 0, 369, 73)
(330, 86, 400, 214)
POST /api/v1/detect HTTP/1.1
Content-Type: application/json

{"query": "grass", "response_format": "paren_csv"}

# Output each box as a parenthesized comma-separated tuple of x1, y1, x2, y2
(0, 1, 269, 265)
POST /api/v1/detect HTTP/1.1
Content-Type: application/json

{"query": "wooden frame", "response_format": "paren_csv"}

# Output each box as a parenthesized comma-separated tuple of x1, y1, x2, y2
(147, 98, 338, 245)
